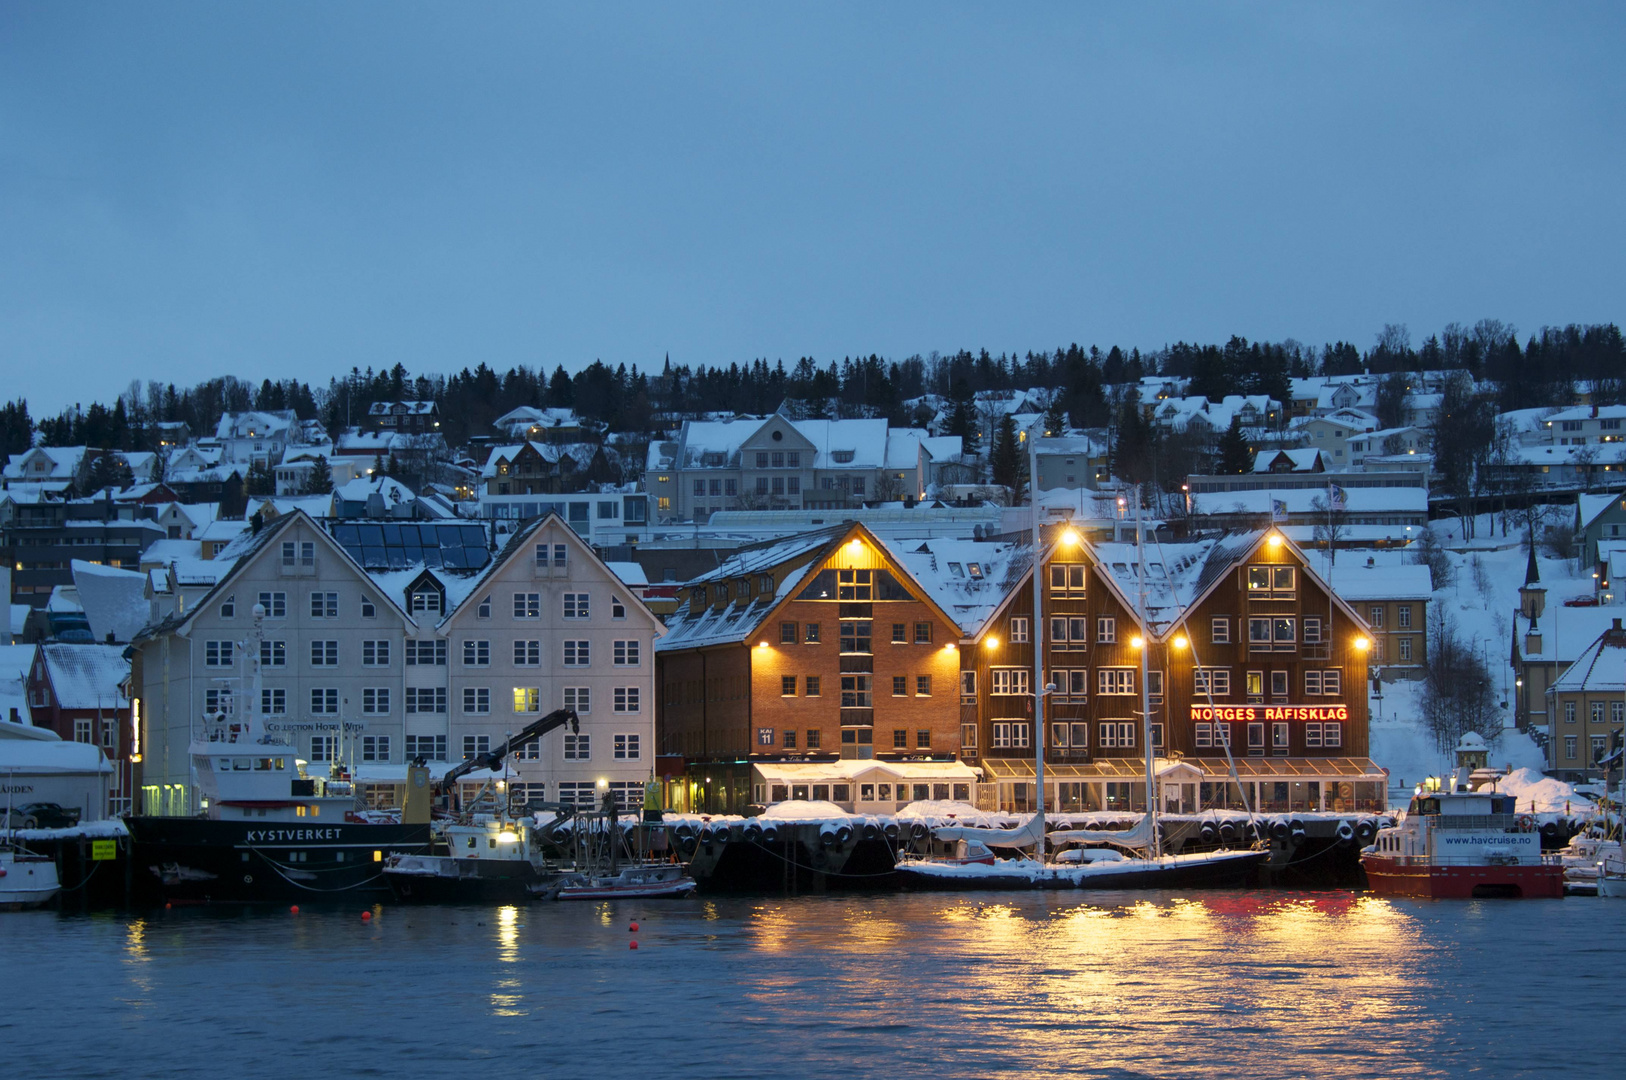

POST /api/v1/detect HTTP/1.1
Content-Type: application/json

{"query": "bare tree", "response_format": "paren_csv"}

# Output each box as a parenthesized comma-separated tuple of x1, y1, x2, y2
(1421, 613, 1501, 754)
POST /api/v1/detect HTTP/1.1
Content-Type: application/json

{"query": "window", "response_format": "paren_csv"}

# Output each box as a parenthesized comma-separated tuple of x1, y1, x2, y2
(405, 734, 446, 761)
(961, 723, 978, 749)
(405, 688, 447, 714)
(992, 722, 1031, 749)
(361, 596, 377, 618)
(1247, 722, 1266, 750)
(310, 735, 337, 762)
(362, 640, 390, 667)
(410, 589, 441, 615)
(463, 735, 491, 759)
(837, 569, 873, 601)
(1147, 671, 1164, 700)
(513, 687, 541, 714)
(281, 541, 314, 568)
(805, 623, 821, 643)
(475, 596, 491, 619)
(892, 675, 908, 697)
(916, 675, 931, 697)
(1052, 722, 1089, 749)
(1049, 564, 1087, 597)
(614, 734, 641, 760)
(1211, 617, 1231, 644)
(961, 670, 976, 701)
(851, 478, 866, 496)
(563, 734, 590, 761)
(1614, 701, 1625, 724)
(1010, 617, 1029, 644)
(782, 675, 798, 697)
(513, 593, 541, 619)
(1398, 637, 1413, 661)
(1194, 668, 1231, 696)
(463, 639, 490, 666)
(893, 728, 909, 749)
(990, 668, 1032, 695)
(257, 591, 287, 618)
(1593, 701, 1607, 725)
(1195, 723, 1231, 749)
(205, 640, 234, 667)
(840, 674, 873, 708)
(1050, 616, 1090, 650)
(914, 622, 933, 644)
(513, 640, 541, 666)
(362, 688, 390, 715)
(1273, 722, 1290, 752)
(1097, 616, 1116, 644)
(260, 688, 286, 715)
(1053, 668, 1089, 699)
(1097, 668, 1134, 695)
(563, 640, 590, 666)
(406, 641, 446, 666)
(563, 686, 590, 713)
(1566, 735, 1578, 760)
(219, 595, 236, 618)
(891, 622, 907, 644)
(563, 593, 590, 619)
(1303, 617, 1323, 645)
(1368, 606, 1385, 629)
(310, 688, 339, 714)
(783, 729, 798, 749)
(916, 730, 931, 750)
(805, 676, 820, 697)
(1250, 616, 1296, 651)
(1150, 723, 1164, 749)
(613, 640, 641, 666)
(1098, 722, 1135, 748)
(204, 688, 233, 715)
(839, 621, 872, 654)
(310, 640, 339, 666)
(310, 591, 339, 618)
(613, 687, 641, 713)
(463, 687, 491, 714)
(260, 640, 286, 667)
(1247, 565, 1296, 598)
(781, 621, 797, 644)
(1322, 722, 1341, 748)
(1305, 722, 1323, 748)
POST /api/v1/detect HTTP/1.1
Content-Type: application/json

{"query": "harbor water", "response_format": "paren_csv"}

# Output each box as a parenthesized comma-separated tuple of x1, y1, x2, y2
(4, 892, 1623, 1080)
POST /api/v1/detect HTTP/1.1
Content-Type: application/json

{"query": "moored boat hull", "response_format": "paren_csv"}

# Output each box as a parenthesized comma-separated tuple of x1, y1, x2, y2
(1360, 854, 1564, 899)
(894, 848, 1266, 891)
(0, 852, 61, 910)
(125, 816, 432, 904)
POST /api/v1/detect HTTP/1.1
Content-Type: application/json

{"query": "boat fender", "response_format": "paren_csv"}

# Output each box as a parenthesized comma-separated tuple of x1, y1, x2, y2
(1218, 821, 1237, 843)
(760, 825, 779, 844)
(1199, 823, 1218, 844)
(1540, 821, 1559, 839)
(673, 824, 695, 841)
(834, 825, 853, 845)
(819, 829, 839, 848)
(1335, 822, 1355, 845)
(883, 822, 900, 840)
(861, 823, 880, 842)
(1269, 819, 1291, 842)
(743, 824, 763, 842)
(678, 837, 697, 856)
(1354, 819, 1376, 843)
(908, 823, 930, 842)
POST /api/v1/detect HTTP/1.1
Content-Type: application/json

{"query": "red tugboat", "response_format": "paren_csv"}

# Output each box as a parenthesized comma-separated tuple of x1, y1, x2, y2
(1361, 781, 1563, 899)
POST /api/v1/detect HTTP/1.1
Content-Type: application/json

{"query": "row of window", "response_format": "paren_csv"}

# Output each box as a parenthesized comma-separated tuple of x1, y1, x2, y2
(205, 638, 637, 669)
(763, 781, 973, 804)
(777, 620, 933, 646)
(1366, 605, 1415, 629)
(778, 674, 933, 698)
(205, 685, 642, 716)
(317, 731, 644, 763)
(1562, 700, 1626, 724)
(996, 613, 1334, 650)
(975, 719, 1344, 751)
(1561, 734, 1611, 762)
(757, 726, 939, 750)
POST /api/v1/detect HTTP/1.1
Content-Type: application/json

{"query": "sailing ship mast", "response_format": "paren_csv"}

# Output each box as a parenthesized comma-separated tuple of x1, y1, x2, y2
(1030, 437, 1046, 856)
(1134, 486, 1161, 859)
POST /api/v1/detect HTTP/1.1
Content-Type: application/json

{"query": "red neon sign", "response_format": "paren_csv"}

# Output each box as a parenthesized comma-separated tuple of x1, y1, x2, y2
(1190, 704, 1349, 723)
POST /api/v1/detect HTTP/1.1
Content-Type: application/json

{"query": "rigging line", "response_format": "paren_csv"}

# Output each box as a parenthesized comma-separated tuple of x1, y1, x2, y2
(244, 843, 393, 892)
(54, 856, 106, 893)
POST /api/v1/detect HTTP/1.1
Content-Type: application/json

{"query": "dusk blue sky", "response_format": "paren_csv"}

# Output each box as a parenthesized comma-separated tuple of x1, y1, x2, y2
(3, 3, 1622, 414)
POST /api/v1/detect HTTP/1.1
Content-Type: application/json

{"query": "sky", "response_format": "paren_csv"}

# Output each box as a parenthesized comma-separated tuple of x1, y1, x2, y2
(2, 3, 1623, 415)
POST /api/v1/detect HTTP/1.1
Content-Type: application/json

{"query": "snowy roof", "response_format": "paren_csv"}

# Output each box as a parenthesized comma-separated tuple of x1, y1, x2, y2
(368, 400, 437, 416)
(246, 495, 334, 520)
(676, 416, 893, 469)
(198, 519, 252, 543)
(215, 410, 295, 440)
(656, 530, 849, 651)
(1499, 443, 1626, 468)
(1033, 435, 1105, 457)
(1310, 555, 1434, 601)
(1551, 626, 1626, 693)
(71, 560, 151, 643)
(1091, 536, 1237, 636)
(8, 604, 28, 637)
(605, 561, 648, 588)
(919, 435, 966, 461)
(1253, 449, 1324, 473)
(883, 429, 926, 470)
(3, 445, 86, 480)
(751, 759, 981, 783)
(1516, 603, 1626, 664)
(1579, 493, 1625, 531)
(40, 643, 130, 711)
(1545, 405, 1626, 425)
(0, 740, 112, 773)
(336, 475, 416, 505)
(1190, 486, 1428, 516)
(882, 538, 1027, 639)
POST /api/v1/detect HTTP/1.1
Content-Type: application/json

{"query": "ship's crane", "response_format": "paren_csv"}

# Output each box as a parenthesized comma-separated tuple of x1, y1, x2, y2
(401, 708, 579, 824)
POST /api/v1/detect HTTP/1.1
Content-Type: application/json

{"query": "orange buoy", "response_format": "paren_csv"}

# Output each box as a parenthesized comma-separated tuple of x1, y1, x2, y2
(164, 902, 172, 909)
(629, 940, 639, 950)
(290, 905, 299, 914)
(629, 921, 639, 932)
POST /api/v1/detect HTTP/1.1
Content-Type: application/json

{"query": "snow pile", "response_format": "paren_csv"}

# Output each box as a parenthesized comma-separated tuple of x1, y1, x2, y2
(757, 800, 853, 822)
(1494, 767, 1595, 815)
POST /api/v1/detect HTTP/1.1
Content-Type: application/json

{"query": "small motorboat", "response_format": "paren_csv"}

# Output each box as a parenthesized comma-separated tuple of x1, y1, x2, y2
(553, 863, 696, 901)
(0, 844, 61, 911)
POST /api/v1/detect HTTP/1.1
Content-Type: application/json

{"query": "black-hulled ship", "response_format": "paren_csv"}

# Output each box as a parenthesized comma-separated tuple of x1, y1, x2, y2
(125, 709, 431, 904)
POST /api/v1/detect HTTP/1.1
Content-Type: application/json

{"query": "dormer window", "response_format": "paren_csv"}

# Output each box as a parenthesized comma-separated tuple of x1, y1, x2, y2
(948, 562, 964, 578)
(410, 589, 441, 615)
(832, 450, 855, 464)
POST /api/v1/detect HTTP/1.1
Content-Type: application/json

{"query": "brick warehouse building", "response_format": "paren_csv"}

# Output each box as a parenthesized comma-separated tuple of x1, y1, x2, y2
(655, 523, 969, 813)
(957, 527, 1386, 815)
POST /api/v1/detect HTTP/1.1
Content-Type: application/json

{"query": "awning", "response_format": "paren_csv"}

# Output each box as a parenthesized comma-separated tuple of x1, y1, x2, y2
(982, 756, 1386, 782)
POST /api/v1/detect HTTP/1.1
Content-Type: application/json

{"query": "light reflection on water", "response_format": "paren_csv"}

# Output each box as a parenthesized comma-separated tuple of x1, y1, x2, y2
(2, 891, 1620, 1080)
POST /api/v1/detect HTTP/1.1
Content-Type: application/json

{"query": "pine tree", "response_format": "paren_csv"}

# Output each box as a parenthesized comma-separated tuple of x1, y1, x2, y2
(990, 413, 1024, 498)
(1042, 396, 1068, 437)
(244, 460, 275, 496)
(303, 454, 334, 495)
(1217, 416, 1253, 475)
(372, 451, 387, 478)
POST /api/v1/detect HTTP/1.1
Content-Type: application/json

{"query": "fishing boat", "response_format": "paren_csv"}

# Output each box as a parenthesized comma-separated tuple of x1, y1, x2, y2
(0, 843, 61, 910)
(897, 477, 1267, 892)
(385, 815, 570, 903)
(1360, 780, 1563, 899)
(555, 863, 696, 900)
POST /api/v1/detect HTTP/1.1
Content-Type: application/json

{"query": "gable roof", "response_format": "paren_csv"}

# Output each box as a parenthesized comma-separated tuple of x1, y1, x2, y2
(39, 643, 131, 710)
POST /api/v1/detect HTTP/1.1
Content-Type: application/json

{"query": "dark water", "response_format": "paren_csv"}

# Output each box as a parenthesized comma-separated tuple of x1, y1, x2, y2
(3, 892, 1622, 1080)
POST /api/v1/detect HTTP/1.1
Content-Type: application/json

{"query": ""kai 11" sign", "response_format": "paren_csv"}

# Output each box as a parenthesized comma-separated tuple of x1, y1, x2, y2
(1190, 704, 1349, 722)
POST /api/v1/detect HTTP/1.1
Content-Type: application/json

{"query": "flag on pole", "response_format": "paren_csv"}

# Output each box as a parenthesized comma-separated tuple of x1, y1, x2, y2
(1271, 498, 1288, 522)
(1328, 482, 1347, 511)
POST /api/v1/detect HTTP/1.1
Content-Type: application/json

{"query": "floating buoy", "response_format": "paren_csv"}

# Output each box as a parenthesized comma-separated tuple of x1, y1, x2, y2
(629, 921, 640, 932)
(629, 940, 639, 950)
(361, 910, 372, 921)
(164, 902, 172, 909)
(290, 905, 300, 914)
